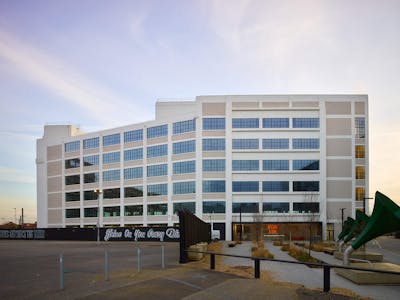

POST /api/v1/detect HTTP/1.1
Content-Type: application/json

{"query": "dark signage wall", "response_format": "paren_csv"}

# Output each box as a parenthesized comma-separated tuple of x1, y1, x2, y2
(0, 227, 180, 242)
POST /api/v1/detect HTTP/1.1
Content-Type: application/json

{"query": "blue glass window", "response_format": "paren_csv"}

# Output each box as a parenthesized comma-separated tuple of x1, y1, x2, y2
(84, 172, 99, 183)
(262, 160, 289, 171)
(232, 139, 259, 150)
(173, 181, 196, 194)
(124, 205, 143, 216)
(65, 158, 80, 169)
(203, 180, 225, 193)
(124, 129, 143, 143)
(203, 201, 225, 213)
(232, 160, 259, 171)
(124, 167, 143, 180)
(147, 144, 168, 158)
(124, 148, 143, 161)
(355, 117, 365, 138)
(103, 206, 120, 217)
(103, 134, 120, 146)
(263, 202, 289, 213)
(65, 141, 80, 152)
(173, 119, 196, 134)
(147, 183, 168, 196)
(203, 118, 225, 130)
(292, 138, 319, 149)
(232, 118, 259, 128)
(232, 203, 259, 213)
(147, 164, 168, 177)
(83, 155, 99, 166)
(173, 161, 196, 174)
(263, 118, 289, 128)
(203, 159, 225, 172)
(124, 186, 143, 197)
(262, 139, 289, 149)
(173, 202, 196, 214)
(293, 118, 319, 128)
(293, 181, 319, 192)
(147, 204, 168, 215)
(293, 160, 319, 170)
(202, 139, 225, 151)
(66, 209, 80, 218)
(83, 137, 99, 149)
(147, 125, 168, 139)
(293, 202, 319, 213)
(103, 152, 120, 164)
(103, 169, 120, 182)
(65, 175, 80, 185)
(232, 181, 259, 192)
(173, 140, 196, 154)
(262, 181, 289, 192)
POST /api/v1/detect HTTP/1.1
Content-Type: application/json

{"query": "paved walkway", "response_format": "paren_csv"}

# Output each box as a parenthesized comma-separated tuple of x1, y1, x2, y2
(222, 241, 400, 300)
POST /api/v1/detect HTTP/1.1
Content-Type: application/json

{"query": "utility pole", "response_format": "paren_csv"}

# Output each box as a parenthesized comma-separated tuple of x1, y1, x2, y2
(21, 208, 24, 228)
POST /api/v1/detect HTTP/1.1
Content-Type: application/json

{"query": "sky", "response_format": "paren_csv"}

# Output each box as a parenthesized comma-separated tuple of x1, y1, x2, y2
(0, 0, 399, 223)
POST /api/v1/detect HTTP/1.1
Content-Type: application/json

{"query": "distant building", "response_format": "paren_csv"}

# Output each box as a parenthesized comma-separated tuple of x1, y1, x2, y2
(36, 95, 368, 240)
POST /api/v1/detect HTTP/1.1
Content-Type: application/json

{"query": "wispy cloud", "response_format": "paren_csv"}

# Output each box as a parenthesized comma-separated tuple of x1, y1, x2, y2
(0, 166, 35, 184)
(0, 30, 152, 128)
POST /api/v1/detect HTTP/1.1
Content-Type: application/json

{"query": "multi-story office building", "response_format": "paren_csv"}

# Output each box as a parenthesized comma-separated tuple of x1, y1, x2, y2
(36, 95, 368, 240)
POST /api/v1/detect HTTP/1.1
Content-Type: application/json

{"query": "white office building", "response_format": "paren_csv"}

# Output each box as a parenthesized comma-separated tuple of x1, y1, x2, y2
(36, 95, 368, 240)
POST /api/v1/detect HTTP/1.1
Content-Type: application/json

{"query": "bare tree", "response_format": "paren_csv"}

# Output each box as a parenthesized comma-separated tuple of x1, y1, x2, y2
(304, 192, 319, 256)
(253, 213, 264, 245)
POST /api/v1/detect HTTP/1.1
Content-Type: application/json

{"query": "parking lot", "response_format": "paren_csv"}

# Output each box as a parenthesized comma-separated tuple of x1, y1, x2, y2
(0, 240, 180, 299)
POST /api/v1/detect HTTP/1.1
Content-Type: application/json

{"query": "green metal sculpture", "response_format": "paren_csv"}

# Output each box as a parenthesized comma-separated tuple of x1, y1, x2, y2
(343, 191, 400, 265)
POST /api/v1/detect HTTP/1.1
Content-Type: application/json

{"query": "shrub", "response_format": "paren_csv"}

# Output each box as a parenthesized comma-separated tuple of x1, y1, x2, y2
(228, 241, 237, 247)
(273, 241, 283, 246)
(280, 243, 290, 251)
(252, 247, 274, 259)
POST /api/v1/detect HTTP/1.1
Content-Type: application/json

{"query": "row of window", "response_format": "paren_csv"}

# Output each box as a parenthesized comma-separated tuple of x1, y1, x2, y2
(65, 201, 320, 218)
(232, 181, 319, 192)
(233, 160, 319, 171)
(65, 119, 197, 153)
(67, 158, 319, 174)
(232, 118, 319, 129)
(64, 117, 325, 153)
(65, 180, 319, 200)
(66, 137, 319, 163)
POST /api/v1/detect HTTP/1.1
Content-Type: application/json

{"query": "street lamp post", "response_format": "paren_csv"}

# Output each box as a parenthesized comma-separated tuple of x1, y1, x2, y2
(94, 188, 102, 245)
(340, 208, 346, 231)
(363, 197, 373, 214)
(239, 205, 242, 242)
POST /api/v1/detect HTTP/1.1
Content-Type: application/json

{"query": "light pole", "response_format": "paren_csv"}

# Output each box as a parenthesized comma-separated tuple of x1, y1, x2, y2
(340, 208, 346, 231)
(94, 188, 102, 245)
(363, 197, 373, 214)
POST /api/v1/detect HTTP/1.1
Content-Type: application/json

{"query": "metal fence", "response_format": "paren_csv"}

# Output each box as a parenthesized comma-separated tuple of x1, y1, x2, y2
(186, 250, 400, 293)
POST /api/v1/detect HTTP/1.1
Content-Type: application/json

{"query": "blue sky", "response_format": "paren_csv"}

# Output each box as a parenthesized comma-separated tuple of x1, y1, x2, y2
(0, 0, 399, 223)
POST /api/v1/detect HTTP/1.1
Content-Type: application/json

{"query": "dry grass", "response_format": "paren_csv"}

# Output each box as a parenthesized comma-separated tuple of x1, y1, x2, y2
(273, 240, 283, 246)
(280, 243, 291, 252)
(252, 247, 274, 259)
(288, 247, 319, 264)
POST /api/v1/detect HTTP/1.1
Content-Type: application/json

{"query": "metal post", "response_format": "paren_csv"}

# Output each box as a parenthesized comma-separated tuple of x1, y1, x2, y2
(254, 258, 260, 279)
(59, 254, 64, 290)
(137, 247, 141, 272)
(104, 250, 109, 281)
(161, 244, 165, 269)
(210, 253, 215, 270)
(239, 206, 242, 242)
(340, 208, 346, 231)
(323, 266, 331, 292)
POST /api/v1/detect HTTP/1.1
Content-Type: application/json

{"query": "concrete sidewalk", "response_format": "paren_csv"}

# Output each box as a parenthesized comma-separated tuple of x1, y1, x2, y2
(221, 241, 400, 300)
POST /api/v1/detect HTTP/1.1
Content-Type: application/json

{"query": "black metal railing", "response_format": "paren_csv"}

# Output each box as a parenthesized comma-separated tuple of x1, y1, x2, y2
(186, 250, 400, 293)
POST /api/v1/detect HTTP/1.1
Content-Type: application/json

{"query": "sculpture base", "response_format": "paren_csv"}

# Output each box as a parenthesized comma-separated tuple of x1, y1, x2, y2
(334, 250, 383, 262)
(335, 263, 400, 284)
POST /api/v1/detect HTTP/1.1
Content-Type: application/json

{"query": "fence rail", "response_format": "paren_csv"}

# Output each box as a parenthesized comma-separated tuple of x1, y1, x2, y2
(186, 250, 400, 293)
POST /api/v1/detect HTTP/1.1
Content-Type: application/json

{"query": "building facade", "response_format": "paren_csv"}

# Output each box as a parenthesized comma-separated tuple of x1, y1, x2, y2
(36, 95, 368, 240)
